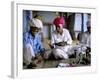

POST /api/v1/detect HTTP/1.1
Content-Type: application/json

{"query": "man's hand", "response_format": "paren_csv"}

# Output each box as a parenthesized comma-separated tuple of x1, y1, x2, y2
(31, 56, 35, 61)
(59, 42, 65, 46)
(49, 44, 54, 49)
(55, 42, 67, 46)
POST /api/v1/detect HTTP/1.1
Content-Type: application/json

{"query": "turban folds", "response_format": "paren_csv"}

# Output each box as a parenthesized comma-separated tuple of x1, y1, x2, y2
(53, 17, 65, 26)
(29, 18, 43, 29)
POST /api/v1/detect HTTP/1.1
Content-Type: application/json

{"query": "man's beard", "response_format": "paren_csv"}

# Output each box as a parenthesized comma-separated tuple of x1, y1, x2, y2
(30, 31, 38, 37)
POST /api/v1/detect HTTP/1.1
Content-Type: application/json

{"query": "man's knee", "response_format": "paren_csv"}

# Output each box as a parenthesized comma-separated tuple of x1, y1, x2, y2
(23, 44, 35, 65)
(24, 44, 35, 57)
(53, 49, 68, 59)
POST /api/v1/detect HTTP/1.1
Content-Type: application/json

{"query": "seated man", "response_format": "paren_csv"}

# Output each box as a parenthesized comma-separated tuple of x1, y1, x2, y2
(23, 18, 45, 68)
(50, 17, 72, 59)
(76, 21, 91, 65)
(30, 15, 44, 42)
(81, 21, 91, 48)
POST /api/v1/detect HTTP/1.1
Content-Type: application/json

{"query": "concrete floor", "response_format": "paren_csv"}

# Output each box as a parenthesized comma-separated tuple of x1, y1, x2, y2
(23, 39, 91, 69)
(23, 55, 91, 69)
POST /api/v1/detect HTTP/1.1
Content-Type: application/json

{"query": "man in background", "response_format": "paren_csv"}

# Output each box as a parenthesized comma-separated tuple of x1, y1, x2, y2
(81, 21, 91, 48)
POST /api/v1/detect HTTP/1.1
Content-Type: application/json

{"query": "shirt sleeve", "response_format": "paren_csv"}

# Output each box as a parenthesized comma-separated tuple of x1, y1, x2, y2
(36, 34, 44, 53)
(23, 33, 30, 46)
(51, 33, 55, 45)
(64, 29, 72, 45)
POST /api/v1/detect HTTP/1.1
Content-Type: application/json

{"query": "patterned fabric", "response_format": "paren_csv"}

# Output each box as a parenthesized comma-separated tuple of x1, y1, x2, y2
(23, 31, 44, 55)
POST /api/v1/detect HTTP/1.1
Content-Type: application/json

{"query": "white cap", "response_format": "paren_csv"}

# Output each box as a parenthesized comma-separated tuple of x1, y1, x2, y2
(29, 18, 43, 29)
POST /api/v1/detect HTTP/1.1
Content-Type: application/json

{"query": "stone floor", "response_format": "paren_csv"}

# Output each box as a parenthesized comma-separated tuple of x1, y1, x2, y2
(23, 39, 91, 69)
(23, 55, 91, 69)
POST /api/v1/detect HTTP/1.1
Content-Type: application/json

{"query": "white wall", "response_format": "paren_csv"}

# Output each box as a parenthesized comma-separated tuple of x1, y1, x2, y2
(74, 13, 89, 32)
(74, 13, 89, 38)
(38, 11, 56, 23)
(0, 0, 99, 80)
(38, 11, 56, 38)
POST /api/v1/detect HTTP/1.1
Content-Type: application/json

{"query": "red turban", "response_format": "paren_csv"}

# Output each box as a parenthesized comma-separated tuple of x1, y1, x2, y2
(53, 17, 65, 26)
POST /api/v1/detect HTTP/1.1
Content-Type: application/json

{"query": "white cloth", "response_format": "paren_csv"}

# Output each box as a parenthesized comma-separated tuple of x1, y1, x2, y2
(29, 18, 44, 41)
(29, 18, 43, 29)
(51, 28, 72, 45)
(53, 45, 72, 59)
(51, 28, 72, 59)
(23, 44, 35, 65)
(81, 31, 91, 47)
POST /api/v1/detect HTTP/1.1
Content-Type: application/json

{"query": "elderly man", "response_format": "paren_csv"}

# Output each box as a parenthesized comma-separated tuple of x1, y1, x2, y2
(23, 18, 45, 68)
(81, 21, 91, 48)
(30, 14, 44, 42)
(50, 17, 72, 59)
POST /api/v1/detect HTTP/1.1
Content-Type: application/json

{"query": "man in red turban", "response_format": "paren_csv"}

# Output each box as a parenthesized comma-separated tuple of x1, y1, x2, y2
(53, 17, 65, 26)
(50, 17, 72, 59)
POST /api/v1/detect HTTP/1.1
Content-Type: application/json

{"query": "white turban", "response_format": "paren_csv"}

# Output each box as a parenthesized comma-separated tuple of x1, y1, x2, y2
(29, 18, 43, 29)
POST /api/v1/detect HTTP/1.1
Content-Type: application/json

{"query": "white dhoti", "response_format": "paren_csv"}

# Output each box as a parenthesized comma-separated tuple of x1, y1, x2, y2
(53, 45, 72, 59)
(23, 44, 35, 65)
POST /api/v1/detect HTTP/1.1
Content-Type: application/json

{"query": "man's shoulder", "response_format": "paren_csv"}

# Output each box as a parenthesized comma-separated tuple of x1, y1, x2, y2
(23, 32, 32, 38)
(24, 32, 29, 35)
(83, 31, 89, 35)
(63, 28, 69, 33)
(82, 31, 90, 37)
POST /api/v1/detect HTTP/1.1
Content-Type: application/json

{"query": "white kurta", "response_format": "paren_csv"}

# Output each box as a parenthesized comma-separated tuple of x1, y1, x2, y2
(51, 28, 72, 59)
(23, 44, 35, 65)
(81, 31, 91, 48)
